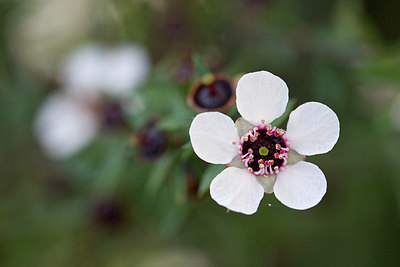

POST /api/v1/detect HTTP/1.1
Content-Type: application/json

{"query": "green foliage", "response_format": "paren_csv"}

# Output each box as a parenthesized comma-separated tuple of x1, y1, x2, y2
(144, 152, 177, 198)
(198, 164, 226, 197)
(271, 98, 297, 127)
(192, 53, 211, 79)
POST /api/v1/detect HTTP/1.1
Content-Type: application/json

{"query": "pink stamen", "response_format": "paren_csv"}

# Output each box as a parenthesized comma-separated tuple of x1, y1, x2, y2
(238, 123, 290, 176)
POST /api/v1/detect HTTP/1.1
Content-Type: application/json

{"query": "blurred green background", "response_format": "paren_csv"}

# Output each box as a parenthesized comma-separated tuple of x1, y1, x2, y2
(1, 0, 400, 266)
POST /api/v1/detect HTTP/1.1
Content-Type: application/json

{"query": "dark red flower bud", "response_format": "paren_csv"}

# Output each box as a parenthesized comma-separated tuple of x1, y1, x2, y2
(100, 101, 126, 129)
(138, 121, 167, 161)
(188, 74, 235, 112)
(91, 199, 123, 227)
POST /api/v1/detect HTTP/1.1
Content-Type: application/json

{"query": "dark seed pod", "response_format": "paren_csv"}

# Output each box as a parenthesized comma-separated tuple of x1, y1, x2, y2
(91, 199, 123, 227)
(138, 121, 167, 161)
(187, 74, 235, 112)
(100, 101, 126, 129)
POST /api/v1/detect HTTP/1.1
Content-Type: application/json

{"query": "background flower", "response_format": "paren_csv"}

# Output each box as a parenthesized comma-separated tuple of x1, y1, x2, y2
(34, 92, 100, 160)
(62, 43, 150, 98)
(34, 42, 150, 160)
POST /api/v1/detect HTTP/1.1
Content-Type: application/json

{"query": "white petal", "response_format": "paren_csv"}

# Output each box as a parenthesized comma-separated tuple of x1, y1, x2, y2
(274, 161, 327, 210)
(189, 112, 239, 164)
(236, 71, 289, 125)
(210, 167, 264, 215)
(102, 44, 150, 97)
(286, 102, 340, 156)
(34, 92, 100, 160)
(61, 43, 105, 97)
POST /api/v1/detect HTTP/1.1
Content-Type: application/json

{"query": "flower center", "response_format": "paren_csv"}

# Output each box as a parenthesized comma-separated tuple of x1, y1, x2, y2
(239, 124, 289, 176)
(259, 146, 269, 156)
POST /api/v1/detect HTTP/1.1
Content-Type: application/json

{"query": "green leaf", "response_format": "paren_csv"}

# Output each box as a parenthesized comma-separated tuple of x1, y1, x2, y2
(192, 53, 211, 79)
(180, 141, 194, 160)
(158, 203, 188, 237)
(92, 141, 128, 194)
(197, 164, 226, 197)
(271, 98, 297, 127)
(145, 152, 176, 197)
(172, 166, 186, 205)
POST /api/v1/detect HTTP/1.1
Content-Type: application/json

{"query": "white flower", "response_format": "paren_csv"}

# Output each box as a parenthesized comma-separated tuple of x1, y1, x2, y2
(34, 92, 100, 160)
(189, 71, 340, 214)
(34, 42, 150, 160)
(61, 42, 150, 98)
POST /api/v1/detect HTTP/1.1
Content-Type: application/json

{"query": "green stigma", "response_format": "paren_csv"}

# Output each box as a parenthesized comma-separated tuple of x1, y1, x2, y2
(259, 146, 269, 156)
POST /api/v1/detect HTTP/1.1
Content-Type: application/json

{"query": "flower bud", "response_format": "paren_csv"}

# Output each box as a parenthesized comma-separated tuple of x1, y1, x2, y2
(138, 121, 167, 161)
(187, 74, 235, 112)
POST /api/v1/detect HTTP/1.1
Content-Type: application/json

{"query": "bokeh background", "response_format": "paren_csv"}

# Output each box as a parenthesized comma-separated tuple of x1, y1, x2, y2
(1, 0, 400, 266)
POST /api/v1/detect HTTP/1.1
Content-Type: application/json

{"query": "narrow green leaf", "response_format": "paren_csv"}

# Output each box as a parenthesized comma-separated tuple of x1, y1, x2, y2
(92, 140, 127, 194)
(159, 204, 188, 237)
(271, 98, 297, 127)
(145, 153, 176, 197)
(180, 141, 194, 160)
(198, 164, 226, 197)
(192, 53, 211, 79)
(172, 166, 187, 205)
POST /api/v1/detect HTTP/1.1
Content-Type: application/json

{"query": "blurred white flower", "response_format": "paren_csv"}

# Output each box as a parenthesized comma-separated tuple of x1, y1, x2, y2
(189, 71, 340, 214)
(34, 42, 150, 160)
(34, 92, 100, 160)
(61, 43, 150, 98)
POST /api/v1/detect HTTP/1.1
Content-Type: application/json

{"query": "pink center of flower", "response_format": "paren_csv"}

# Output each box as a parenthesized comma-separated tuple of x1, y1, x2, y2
(238, 124, 289, 176)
